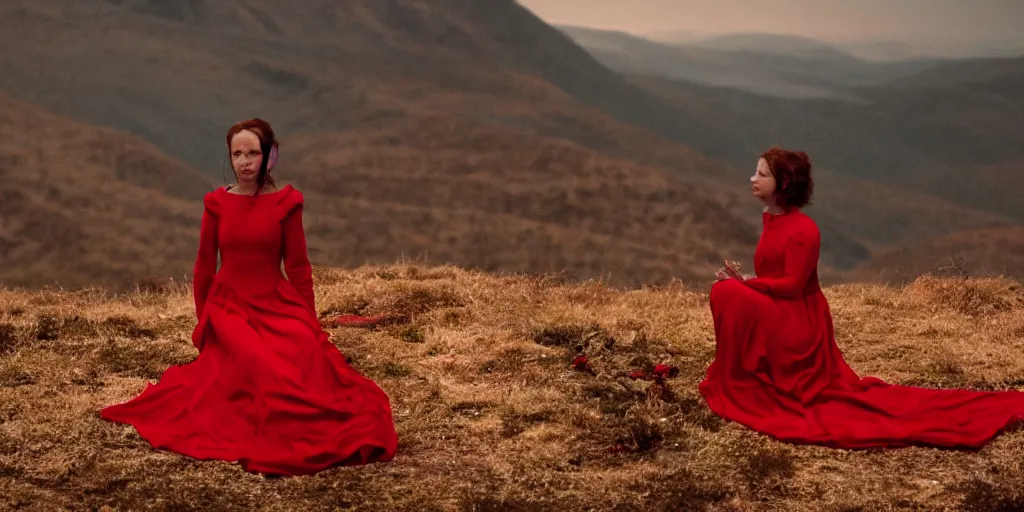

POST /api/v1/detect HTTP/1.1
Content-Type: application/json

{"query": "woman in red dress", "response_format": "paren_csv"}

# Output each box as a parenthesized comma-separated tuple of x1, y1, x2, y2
(100, 119, 399, 475)
(699, 147, 1024, 450)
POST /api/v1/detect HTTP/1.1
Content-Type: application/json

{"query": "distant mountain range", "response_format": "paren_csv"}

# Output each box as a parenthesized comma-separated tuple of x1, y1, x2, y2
(0, 0, 763, 289)
(558, 24, 1024, 282)
(558, 24, 1024, 221)
(557, 26, 961, 100)
(642, 30, 1024, 62)
(0, 1, 1020, 289)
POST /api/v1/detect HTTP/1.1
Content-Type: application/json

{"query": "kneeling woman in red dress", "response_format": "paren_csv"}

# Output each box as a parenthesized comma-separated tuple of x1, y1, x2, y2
(699, 146, 1024, 450)
(100, 118, 399, 475)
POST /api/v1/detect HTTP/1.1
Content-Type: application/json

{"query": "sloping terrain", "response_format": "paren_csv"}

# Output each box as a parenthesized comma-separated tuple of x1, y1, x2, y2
(281, 116, 761, 287)
(839, 161, 1024, 287)
(1, 265, 1023, 510)
(649, 31, 1024, 63)
(0, 91, 214, 290)
(850, 225, 1024, 285)
(0, 88, 764, 290)
(559, 26, 943, 100)
(2, 0, 1018, 286)
(685, 32, 857, 60)
(625, 65, 1024, 221)
(805, 170, 1014, 249)
(0, 0, 803, 288)
(550, 25, 1023, 226)
(0, 0, 737, 174)
(549, 26, 1024, 272)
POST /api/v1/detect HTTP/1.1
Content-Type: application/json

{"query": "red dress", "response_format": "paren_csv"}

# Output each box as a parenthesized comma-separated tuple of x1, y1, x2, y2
(699, 208, 1024, 449)
(100, 185, 399, 475)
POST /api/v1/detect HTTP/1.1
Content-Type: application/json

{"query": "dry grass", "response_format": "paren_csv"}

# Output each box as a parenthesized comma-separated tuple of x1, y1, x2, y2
(1, 264, 1023, 510)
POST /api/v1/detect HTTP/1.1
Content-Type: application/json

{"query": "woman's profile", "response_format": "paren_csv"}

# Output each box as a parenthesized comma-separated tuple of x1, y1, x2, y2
(100, 118, 399, 476)
(700, 146, 1024, 450)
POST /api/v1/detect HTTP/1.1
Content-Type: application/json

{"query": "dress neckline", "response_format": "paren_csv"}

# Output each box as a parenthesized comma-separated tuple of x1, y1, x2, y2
(763, 206, 798, 224)
(221, 184, 292, 198)
(762, 205, 789, 216)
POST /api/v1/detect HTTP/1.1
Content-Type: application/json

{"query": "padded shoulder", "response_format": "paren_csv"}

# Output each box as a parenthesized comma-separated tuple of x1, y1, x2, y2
(274, 185, 304, 218)
(202, 189, 221, 216)
(788, 212, 821, 245)
(794, 211, 820, 236)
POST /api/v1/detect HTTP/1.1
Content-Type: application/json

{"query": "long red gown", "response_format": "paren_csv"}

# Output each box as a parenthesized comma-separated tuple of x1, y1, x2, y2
(100, 184, 399, 475)
(699, 208, 1024, 449)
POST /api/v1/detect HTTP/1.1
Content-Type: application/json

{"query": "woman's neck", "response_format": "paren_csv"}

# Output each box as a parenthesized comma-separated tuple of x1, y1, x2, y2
(230, 182, 263, 195)
(763, 201, 785, 215)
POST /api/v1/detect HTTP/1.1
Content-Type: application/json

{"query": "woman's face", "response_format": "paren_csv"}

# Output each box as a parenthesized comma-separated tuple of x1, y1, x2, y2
(750, 157, 776, 203)
(230, 129, 263, 183)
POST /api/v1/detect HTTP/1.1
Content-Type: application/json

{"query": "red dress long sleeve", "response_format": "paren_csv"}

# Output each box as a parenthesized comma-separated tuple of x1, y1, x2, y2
(192, 192, 219, 321)
(742, 222, 819, 299)
(699, 208, 1024, 449)
(100, 185, 399, 476)
(281, 199, 316, 318)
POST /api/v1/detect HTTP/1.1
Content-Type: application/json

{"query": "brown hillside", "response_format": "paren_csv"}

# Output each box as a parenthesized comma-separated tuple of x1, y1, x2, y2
(850, 226, 1024, 285)
(2, 0, 1019, 276)
(884, 55, 1024, 90)
(0, 0, 727, 176)
(809, 170, 1015, 249)
(282, 116, 761, 287)
(1, 265, 1023, 510)
(949, 161, 1024, 222)
(628, 72, 1024, 273)
(624, 68, 1024, 221)
(0, 89, 763, 291)
(0, 0, 784, 290)
(0, 91, 214, 290)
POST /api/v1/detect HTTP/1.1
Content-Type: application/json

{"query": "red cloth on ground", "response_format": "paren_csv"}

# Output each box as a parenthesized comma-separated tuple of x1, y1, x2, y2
(699, 208, 1024, 449)
(100, 185, 398, 475)
(333, 314, 404, 328)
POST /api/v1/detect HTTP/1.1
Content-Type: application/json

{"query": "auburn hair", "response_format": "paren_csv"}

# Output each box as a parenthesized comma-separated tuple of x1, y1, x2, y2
(226, 118, 277, 195)
(760, 146, 813, 209)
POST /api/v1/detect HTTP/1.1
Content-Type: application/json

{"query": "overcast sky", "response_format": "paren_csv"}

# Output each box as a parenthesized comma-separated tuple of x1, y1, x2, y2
(517, 0, 1024, 45)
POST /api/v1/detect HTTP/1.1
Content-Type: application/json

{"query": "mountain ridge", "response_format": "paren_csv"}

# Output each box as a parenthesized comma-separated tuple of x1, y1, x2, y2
(0, 83, 765, 290)
(0, 89, 214, 290)
(3, 0, 1018, 289)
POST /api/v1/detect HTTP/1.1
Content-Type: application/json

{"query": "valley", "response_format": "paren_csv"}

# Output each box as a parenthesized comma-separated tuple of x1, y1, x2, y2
(0, 0, 1020, 291)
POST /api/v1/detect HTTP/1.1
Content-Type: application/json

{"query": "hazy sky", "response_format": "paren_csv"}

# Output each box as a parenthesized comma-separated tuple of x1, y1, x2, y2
(517, 0, 1024, 44)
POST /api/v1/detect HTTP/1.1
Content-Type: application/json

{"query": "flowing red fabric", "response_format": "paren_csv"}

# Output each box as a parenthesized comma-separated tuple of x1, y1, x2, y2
(100, 185, 398, 475)
(699, 209, 1024, 450)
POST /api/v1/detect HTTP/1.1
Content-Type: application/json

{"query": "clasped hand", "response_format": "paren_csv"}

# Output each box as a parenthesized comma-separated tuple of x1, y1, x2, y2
(714, 259, 748, 282)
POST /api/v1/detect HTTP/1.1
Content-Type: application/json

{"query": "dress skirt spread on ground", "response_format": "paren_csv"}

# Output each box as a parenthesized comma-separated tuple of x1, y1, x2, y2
(699, 208, 1024, 450)
(100, 185, 399, 476)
